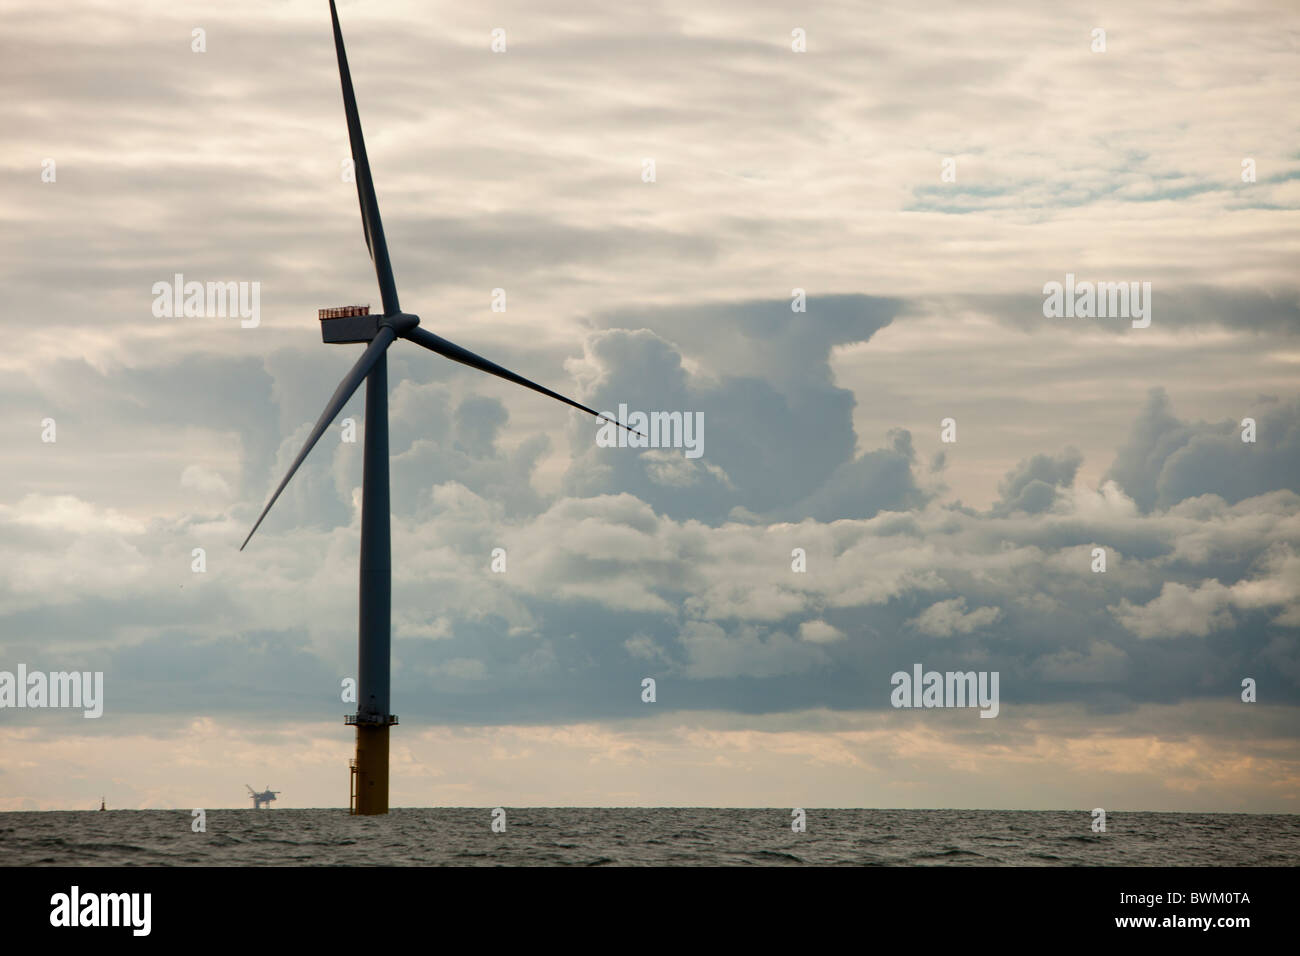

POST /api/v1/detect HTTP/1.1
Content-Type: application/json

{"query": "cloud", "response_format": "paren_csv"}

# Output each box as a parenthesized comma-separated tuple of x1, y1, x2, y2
(908, 597, 1002, 637)
(1034, 641, 1128, 683)
(1111, 581, 1236, 639)
(180, 464, 232, 497)
(799, 620, 845, 644)
(993, 447, 1083, 515)
(624, 633, 669, 661)
(677, 621, 830, 680)
(557, 314, 936, 525)
(5, 394, 1298, 728)
(1112, 545, 1300, 638)
(1106, 389, 1300, 512)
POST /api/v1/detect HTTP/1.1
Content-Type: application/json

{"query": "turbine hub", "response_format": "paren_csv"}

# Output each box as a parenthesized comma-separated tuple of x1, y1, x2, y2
(382, 312, 420, 336)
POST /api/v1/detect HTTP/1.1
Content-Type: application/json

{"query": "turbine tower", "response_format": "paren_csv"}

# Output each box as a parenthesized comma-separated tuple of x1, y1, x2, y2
(241, 0, 636, 815)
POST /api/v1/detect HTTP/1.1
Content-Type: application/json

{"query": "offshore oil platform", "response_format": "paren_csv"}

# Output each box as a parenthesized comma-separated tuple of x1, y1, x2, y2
(246, 785, 280, 809)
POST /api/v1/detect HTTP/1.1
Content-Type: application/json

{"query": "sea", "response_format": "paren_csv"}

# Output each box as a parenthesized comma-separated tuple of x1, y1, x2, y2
(3, 809, 1298, 866)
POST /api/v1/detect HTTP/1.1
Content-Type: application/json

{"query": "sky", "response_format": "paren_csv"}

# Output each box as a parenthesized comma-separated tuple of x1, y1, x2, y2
(1, 0, 1298, 812)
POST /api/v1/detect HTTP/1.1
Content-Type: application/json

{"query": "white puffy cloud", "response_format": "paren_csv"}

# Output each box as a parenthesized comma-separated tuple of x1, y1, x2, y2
(1112, 545, 1300, 638)
(677, 621, 829, 679)
(180, 464, 232, 497)
(908, 597, 1002, 637)
(799, 619, 845, 644)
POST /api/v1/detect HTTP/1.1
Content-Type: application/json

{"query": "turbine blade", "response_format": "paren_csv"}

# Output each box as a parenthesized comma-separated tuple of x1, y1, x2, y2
(329, 0, 400, 315)
(400, 326, 643, 436)
(241, 327, 396, 551)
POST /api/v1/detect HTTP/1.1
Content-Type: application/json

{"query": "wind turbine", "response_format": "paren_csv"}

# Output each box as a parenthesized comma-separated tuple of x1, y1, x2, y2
(241, 0, 636, 815)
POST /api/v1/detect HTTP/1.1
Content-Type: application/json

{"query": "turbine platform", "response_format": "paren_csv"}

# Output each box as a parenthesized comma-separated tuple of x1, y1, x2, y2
(345, 713, 398, 726)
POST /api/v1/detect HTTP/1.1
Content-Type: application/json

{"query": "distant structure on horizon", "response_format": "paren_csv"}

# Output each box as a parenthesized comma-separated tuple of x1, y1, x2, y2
(98, 796, 105, 811)
(246, 785, 280, 809)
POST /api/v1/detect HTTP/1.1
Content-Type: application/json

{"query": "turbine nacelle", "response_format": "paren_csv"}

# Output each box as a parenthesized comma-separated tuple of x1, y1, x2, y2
(319, 306, 419, 345)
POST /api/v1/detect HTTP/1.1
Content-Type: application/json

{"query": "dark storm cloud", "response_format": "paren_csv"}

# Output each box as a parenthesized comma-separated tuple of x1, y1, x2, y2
(992, 447, 1083, 515)
(591, 294, 905, 388)
(1106, 388, 1300, 512)
(563, 295, 911, 522)
(781, 428, 930, 522)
